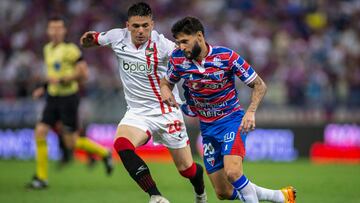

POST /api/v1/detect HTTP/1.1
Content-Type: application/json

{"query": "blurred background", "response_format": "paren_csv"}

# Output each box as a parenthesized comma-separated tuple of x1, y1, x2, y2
(0, 0, 359, 202)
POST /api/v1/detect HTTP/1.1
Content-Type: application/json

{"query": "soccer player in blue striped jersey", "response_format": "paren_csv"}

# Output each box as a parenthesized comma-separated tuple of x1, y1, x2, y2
(160, 16, 296, 203)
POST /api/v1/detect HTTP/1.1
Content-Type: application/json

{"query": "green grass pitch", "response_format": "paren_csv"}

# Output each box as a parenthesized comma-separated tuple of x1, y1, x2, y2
(0, 159, 359, 203)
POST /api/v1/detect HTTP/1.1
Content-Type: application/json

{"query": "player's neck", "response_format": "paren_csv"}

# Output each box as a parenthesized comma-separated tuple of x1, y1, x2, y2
(51, 40, 63, 47)
(195, 42, 209, 61)
(132, 39, 147, 49)
(134, 43, 142, 49)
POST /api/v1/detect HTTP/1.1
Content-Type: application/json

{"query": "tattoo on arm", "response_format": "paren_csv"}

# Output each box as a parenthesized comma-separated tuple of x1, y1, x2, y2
(247, 76, 267, 112)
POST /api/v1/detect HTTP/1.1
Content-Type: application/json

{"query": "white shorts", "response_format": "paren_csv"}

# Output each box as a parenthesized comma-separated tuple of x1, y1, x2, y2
(119, 109, 189, 149)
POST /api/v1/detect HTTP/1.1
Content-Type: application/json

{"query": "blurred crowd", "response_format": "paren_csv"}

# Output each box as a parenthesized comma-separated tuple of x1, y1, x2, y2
(1, 0, 360, 109)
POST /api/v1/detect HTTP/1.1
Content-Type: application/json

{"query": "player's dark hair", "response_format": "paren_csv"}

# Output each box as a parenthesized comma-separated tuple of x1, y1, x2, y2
(48, 15, 67, 26)
(128, 2, 152, 18)
(171, 16, 205, 38)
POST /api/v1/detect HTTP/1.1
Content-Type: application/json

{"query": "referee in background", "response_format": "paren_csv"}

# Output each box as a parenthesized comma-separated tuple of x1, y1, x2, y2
(27, 16, 113, 189)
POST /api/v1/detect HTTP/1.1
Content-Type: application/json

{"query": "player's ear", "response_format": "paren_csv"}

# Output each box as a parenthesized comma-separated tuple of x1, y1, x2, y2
(126, 21, 130, 29)
(196, 31, 203, 42)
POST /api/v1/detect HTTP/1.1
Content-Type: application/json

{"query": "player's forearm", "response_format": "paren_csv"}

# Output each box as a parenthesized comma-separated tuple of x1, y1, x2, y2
(247, 76, 267, 113)
(160, 77, 175, 91)
(160, 77, 179, 108)
(75, 61, 89, 82)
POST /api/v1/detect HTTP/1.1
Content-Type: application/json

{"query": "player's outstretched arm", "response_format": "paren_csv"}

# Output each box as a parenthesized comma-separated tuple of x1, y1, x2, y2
(160, 77, 179, 108)
(240, 76, 267, 133)
(80, 31, 98, 48)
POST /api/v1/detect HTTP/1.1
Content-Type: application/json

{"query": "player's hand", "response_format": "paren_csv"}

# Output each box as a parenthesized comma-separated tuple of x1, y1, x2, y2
(32, 87, 45, 99)
(239, 110, 256, 134)
(48, 77, 60, 84)
(160, 86, 179, 109)
(80, 31, 97, 48)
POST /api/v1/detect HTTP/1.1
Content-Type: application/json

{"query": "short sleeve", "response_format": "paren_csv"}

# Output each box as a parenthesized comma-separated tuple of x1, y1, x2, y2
(160, 35, 176, 57)
(96, 29, 125, 47)
(154, 32, 176, 61)
(165, 57, 181, 84)
(229, 50, 257, 85)
(65, 43, 81, 63)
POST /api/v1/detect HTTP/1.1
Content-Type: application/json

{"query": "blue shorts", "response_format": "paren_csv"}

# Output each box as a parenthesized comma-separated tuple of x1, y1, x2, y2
(200, 110, 247, 174)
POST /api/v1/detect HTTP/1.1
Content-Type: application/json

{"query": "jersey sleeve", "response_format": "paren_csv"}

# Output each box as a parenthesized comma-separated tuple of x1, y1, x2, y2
(159, 34, 176, 57)
(155, 32, 176, 62)
(96, 28, 125, 47)
(165, 57, 181, 84)
(229, 50, 257, 85)
(65, 44, 81, 64)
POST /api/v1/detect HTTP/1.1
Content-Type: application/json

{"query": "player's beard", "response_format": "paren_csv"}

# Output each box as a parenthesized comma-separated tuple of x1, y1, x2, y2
(185, 42, 202, 60)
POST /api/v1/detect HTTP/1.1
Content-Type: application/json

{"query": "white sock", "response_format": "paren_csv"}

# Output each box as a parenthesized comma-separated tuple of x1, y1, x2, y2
(251, 183, 284, 203)
(231, 175, 259, 203)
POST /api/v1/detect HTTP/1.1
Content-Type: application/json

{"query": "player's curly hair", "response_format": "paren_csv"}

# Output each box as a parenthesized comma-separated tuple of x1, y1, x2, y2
(171, 16, 205, 38)
(128, 2, 152, 18)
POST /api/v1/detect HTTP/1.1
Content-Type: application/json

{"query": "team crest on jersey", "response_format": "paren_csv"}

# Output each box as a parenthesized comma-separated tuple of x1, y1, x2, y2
(202, 70, 224, 81)
(54, 61, 61, 71)
(145, 47, 154, 56)
(206, 157, 215, 167)
(213, 70, 224, 80)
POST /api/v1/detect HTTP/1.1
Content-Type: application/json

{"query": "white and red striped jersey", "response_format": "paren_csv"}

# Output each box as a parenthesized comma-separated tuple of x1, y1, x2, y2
(96, 28, 181, 115)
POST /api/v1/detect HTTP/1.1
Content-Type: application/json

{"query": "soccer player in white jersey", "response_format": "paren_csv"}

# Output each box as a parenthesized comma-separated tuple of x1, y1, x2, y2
(80, 3, 206, 203)
(160, 16, 296, 203)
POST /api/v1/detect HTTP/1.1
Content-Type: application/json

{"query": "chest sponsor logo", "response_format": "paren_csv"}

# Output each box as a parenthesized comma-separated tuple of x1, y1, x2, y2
(121, 59, 153, 74)
(190, 79, 228, 90)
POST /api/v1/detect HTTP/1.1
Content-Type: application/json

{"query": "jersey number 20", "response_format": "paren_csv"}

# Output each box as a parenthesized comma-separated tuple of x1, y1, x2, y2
(167, 120, 182, 134)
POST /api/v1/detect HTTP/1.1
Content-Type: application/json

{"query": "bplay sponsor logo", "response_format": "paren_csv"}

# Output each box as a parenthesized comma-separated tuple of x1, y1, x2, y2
(121, 59, 153, 74)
